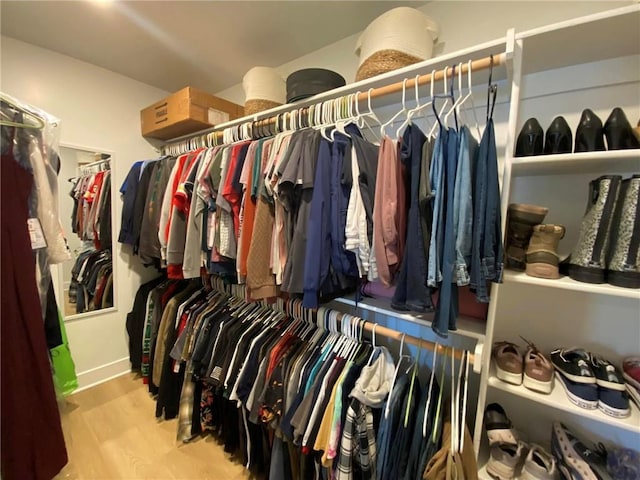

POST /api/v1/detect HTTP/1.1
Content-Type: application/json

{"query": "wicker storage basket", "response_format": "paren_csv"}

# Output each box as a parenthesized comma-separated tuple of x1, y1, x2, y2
(244, 99, 282, 115)
(356, 49, 423, 81)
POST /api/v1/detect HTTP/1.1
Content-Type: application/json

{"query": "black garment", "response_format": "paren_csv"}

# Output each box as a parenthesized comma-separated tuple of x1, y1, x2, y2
(118, 162, 143, 245)
(44, 281, 63, 349)
(351, 134, 379, 244)
(131, 161, 157, 254)
(126, 276, 165, 370)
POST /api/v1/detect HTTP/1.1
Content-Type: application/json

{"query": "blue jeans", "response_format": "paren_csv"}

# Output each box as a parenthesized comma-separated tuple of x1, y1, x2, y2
(392, 124, 433, 312)
(470, 118, 504, 302)
(427, 132, 447, 287)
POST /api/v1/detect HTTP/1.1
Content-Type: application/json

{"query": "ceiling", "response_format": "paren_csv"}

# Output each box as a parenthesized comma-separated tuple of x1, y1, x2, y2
(1, 0, 426, 94)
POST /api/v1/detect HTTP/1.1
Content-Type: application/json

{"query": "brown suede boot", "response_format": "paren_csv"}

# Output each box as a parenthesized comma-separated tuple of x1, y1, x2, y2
(525, 224, 566, 279)
(506, 204, 549, 270)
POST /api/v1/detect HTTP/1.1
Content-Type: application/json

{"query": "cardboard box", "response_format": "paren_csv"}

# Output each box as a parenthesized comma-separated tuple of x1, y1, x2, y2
(141, 87, 244, 140)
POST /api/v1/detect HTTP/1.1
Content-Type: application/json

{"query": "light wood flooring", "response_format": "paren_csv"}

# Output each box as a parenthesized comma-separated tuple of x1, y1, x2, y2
(54, 373, 256, 480)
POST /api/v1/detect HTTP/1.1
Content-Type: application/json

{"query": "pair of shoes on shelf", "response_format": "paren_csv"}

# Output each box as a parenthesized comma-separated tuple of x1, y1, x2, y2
(493, 339, 554, 394)
(516, 108, 640, 156)
(551, 348, 630, 418)
(551, 422, 611, 480)
(505, 203, 566, 279)
(566, 174, 640, 289)
(484, 404, 557, 480)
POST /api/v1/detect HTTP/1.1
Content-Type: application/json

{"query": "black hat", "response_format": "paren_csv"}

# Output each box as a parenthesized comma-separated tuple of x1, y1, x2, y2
(286, 68, 346, 103)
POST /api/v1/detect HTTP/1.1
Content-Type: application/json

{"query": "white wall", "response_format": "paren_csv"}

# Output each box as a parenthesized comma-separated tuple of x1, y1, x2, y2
(216, 1, 631, 104)
(1, 36, 169, 390)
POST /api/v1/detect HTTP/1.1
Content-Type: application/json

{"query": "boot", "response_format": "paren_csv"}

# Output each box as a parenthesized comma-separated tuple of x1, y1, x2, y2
(515, 118, 544, 157)
(569, 175, 623, 284)
(525, 224, 566, 279)
(606, 174, 640, 288)
(544, 116, 573, 155)
(574, 109, 605, 153)
(604, 108, 640, 150)
(506, 204, 549, 271)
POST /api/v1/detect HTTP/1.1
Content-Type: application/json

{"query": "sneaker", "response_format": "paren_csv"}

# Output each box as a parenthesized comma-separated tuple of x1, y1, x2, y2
(627, 383, 640, 408)
(551, 422, 611, 480)
(607, 448, 640, 480)
(520, 444, 557, 480)
(551, 348, 596, 384)
(484, 403, 518, 446)
(486, 441, 527, 480)
(589, 354, 630, 418)
(622, 357, 640, 390)
(522, 339, 554, 394)
(493, 341, 524, 386)
(555, 372, 598, 410)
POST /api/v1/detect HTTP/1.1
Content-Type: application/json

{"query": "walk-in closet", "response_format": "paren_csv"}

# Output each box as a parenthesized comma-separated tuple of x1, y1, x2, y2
(1, 2, 638, 480)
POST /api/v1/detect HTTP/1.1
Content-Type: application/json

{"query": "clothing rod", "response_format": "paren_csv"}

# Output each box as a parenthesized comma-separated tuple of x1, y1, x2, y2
(79, 157, 111, 169)
(161, 52, 506, 150)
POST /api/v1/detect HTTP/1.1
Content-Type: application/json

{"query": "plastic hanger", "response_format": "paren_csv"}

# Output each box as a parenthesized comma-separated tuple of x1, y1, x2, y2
(395, 74, 421, 138)
(385, 333, 413, 419)
(366, 323, 380, 365)
(422, 343, 439, 437)
(444, 63, 464, 127)
(403, 339, 422, 427)
(428, 66, 452, 138)
(432, 346, 448, 443)
(380, 78, 409, 139)
(458, 351, 470, 454)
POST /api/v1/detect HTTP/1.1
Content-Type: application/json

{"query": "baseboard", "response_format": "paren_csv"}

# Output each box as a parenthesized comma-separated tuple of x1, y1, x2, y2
(74, 357, 131, 393)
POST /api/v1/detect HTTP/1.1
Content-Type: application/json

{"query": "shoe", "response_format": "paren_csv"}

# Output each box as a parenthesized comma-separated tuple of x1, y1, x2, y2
(626, 383, 640, 409)
(607, 448, 640, 480)
(606, 174, 640, 289)
(555, 372, 599, 410)
(575, 109, 606, 153)
(589, 354, 630, 418)
(604, 108, 640, 150)
(568, 175, 623, 284)
(486, 441, 527, 480)
(484, 403, 518, 446)
(551, 422, 611, 480)
(544, 116, 573, 155)
(493, 341, 524, 385)
(520, 444, 557, 480)
(622, 357, 640, 390)
(522, 339, 554, 394)
(525, 224, 566, 279)
(516, 118, 544, 156)
(550, 348, 596, 384)
(506, 204, 549, 271)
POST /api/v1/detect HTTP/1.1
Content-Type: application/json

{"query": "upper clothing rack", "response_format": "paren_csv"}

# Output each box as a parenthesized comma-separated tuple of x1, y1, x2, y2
(159, 36, 511, 155)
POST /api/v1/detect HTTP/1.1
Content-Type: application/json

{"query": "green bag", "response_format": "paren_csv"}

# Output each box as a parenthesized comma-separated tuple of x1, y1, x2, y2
(51, 310, 78, 397)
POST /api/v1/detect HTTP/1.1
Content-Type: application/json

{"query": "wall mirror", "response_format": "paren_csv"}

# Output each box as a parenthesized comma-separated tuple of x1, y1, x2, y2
(56, 145, 116, 319)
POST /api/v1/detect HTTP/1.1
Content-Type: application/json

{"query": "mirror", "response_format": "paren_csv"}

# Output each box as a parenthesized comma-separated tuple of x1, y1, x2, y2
(57, 145, 116, 318)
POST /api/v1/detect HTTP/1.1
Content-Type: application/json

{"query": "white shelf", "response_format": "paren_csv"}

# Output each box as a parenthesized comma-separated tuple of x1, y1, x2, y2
(511, 149, 640, 177)
(519, 5, 640, 75)
(487, 364, 640, 435)
(503, 270, 640, 300)
(328, 295, 486, 341)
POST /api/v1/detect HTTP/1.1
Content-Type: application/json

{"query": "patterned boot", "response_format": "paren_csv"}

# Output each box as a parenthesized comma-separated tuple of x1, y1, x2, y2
(569, 175, 622, 284)
(607, 174, 640, 288)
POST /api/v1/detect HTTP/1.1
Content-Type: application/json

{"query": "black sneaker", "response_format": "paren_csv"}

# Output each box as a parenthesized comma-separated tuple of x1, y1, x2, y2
(551, 422, 611, 480)
(484, 403, 518, 446)
(589, 354, 630, 418)
(551, 348, 596, 384)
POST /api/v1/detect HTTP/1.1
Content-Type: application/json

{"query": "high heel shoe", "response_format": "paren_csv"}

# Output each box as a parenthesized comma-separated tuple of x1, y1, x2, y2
(575, 109, 605, 153)
(604, 108, 640, 150)
(544, 116, 573, 155)
(515, 118, 544, 157)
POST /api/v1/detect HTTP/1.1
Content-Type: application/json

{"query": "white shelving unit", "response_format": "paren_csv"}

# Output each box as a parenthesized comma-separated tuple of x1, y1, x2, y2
(511, 149, 640, 177)
(474, 4, 640, 471)
(503, 270, 640, 300)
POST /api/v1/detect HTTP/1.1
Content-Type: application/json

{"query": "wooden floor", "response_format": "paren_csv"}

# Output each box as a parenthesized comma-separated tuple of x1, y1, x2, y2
(54, 373, 256, 480)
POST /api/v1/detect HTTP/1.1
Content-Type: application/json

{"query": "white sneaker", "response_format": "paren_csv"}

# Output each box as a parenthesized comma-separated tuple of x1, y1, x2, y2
(486, 441, 527, 480)
(519, 444, 556, 480)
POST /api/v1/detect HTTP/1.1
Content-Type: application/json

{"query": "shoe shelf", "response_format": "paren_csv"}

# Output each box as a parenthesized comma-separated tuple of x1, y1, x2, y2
(329, 295, 486, 341)
(487, 363, 640, 435)
(503, 270, 640, 300)
(510, 149, 640, 177)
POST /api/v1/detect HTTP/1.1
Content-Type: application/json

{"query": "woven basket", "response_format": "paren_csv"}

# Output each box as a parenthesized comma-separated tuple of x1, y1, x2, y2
(356, 49, 423, 82)
(244, 99, 282, 116)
